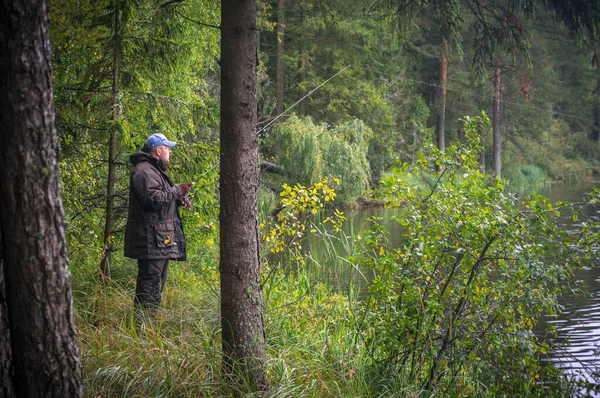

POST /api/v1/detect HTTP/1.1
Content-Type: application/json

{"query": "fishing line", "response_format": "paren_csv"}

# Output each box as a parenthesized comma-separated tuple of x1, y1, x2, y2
(201, 65, 353, 174)
(256, 65, 352, 135)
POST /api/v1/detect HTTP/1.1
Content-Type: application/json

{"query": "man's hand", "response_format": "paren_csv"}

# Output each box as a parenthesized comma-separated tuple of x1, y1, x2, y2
(179, 182, 194, 196)
(180, 196, 192, 210)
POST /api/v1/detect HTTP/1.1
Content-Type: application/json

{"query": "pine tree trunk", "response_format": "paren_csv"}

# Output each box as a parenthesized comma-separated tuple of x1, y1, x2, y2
(100, 2, 120, 280)
(219, 1, 268, 391)
(596, 75, 600, 143)
(492, 62, 502, 178)
(275, 0, 285, 116)
(298, 52, 307, 115)
(0, 228, 14, 397)
(0, 0, 83, 394)
(297, 5, 306, 116)
(436, 38, 448, 153)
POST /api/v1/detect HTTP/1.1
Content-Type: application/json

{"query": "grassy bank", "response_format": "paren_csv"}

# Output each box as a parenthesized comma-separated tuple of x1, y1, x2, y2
(72, 257, 383, 397)
(72, 252, 580, 397)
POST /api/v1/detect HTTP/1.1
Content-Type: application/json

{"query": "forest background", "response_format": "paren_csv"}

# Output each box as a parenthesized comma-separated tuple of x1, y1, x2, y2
(38, 0, 600, 395)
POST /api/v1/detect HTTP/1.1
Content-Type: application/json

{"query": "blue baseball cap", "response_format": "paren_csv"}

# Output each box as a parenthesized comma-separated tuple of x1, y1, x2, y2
(145, 133, 176, 149)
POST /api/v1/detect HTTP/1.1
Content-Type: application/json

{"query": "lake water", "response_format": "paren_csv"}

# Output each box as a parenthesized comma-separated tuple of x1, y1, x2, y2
(299, 180, 600, 392)
(533, 182, 600, 394)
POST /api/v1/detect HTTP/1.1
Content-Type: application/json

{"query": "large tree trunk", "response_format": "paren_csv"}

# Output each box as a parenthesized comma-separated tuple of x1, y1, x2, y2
(219, 1, 268, 392)
(492, 61, 502, 178)
(275, 0, 285, 116)
(0, 0, 83, 395)
(436, 38, 448, 153)
(100, 1, 121, 280)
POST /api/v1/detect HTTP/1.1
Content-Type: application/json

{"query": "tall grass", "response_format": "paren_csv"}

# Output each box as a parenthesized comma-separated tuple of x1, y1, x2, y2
(71, 216, 576, 397)
(71, 258, 227, 397)
(503, 164, 549, 188)
(71, 231, 388, 397)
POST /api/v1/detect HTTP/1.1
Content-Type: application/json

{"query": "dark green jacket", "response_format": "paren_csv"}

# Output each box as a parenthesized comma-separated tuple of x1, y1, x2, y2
(124, 152, 186, 260)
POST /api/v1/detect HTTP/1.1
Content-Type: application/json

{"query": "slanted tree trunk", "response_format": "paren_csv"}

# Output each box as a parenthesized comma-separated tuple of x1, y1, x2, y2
(100, 1, 121, 280)
(436, 38, 448, 152)
(0, 0, 83, 394)
(275, 0, 285, 116)
(219, 1, 268, 392)
(492, 61, 502, 178)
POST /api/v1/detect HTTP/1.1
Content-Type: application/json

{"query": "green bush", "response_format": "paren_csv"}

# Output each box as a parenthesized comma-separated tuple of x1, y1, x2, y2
(264, 114, 371, 205)
(502, 164, 549, 188)
(355, 113, 597, 395)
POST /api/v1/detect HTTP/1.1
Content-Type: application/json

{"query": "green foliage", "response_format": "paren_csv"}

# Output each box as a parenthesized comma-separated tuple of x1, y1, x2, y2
(354, 113, 598, 395)
(502, 164, 549, 187)
(260, 0, 430, 181)
(504, 119, 595, 185)
(265, 114, 371, 204)
(170, 141, 220, 260)
(50, 0, 221, 265)
(260, 178, 345, 262)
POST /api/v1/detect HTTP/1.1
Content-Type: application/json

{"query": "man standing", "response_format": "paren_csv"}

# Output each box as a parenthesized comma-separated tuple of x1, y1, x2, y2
(124, 133, 193, 313)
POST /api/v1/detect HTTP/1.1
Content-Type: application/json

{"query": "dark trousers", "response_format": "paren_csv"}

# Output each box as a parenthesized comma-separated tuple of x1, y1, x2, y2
(134, 258, 169, 311)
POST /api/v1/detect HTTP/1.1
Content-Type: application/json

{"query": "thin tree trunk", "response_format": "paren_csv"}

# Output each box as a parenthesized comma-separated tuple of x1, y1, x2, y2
(297, 5, 306, 116)
(596, 75, 600, 143)
(275, 0, 285, 116)
(492, 61, 502, 178)
(436, 38, 448, 153)
(478, 124, 486, 174)
(591, 43, 600, 142)
(220, 1, 268, 392)
(100, 2, 120, 280)
(298, 52, 307, 115)
(412, 123, 418, 165)
(0, 0, 83, 394)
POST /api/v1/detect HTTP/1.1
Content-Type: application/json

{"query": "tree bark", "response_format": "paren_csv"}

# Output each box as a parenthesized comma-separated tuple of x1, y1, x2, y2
(219, 0, 268, 392)
(0, 0, 83, 395)
(492, 61, 502, 178)
(436, 38, 448, 153)
(275, 0, 285, 116)
(100, 0, 121, 280)
(0, 227, 14, 398)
